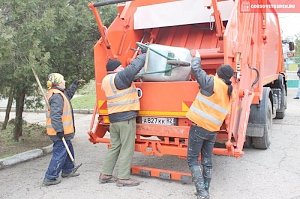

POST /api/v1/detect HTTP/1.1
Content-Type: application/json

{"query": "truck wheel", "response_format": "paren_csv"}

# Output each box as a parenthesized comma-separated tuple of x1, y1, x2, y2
(252, 98, 272, 149)
(275, 84, 286, 119)
(243, 136, 252, 148)
(273, 74, 287, 119)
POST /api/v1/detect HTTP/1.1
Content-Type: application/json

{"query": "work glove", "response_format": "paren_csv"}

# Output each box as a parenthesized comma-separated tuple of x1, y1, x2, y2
(191, 58, 201, 71)
(56, 132, 64, 139)
(78, 79, 85, 84)
(74, 79, 85, 86)
(139, 44, 148, 53)
(191, 50, 201, 71)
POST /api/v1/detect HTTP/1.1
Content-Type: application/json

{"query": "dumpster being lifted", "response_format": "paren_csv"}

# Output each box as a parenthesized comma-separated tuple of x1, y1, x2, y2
(88, 0, 287, 182)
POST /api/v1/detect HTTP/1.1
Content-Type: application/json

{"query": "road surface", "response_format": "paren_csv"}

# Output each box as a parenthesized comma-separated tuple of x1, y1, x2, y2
(0, 89, 300, 199)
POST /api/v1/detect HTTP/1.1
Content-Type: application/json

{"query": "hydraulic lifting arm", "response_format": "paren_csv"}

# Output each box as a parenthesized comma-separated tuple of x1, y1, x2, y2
(88, 0, 133, 58)
(211, 0, 225, 40)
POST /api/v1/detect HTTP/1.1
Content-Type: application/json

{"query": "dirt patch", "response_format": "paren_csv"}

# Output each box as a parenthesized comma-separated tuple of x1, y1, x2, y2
(0, 121, 51, 159)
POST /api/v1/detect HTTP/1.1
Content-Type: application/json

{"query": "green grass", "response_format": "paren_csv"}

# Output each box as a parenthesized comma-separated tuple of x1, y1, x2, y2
(70, 79, 96, 110)
(71, 94, 96, 109)
(0, 121, 51, 159)
(77, 79, 96, 95)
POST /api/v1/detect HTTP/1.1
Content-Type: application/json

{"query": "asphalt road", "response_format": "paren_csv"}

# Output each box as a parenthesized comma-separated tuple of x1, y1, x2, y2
(0, 89, 300, 199)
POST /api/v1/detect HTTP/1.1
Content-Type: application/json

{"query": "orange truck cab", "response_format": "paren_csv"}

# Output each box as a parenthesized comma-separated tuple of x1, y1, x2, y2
(88, 0, 286, 182)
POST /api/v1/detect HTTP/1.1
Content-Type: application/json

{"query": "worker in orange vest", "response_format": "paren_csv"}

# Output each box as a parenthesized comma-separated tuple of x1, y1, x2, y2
(186, 51, 234, 199)
(99, 53, 146, 187)
(43, 73, 81, 186)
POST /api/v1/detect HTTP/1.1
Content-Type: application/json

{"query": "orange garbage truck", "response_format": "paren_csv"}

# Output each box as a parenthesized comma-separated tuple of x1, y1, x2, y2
(88, 0, 286, 182)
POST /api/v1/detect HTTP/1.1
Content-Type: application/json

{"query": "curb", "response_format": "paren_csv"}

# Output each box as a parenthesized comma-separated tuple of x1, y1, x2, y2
(0, 144, 53, 170)
(0, 108, 93, 114)
(73, 109, 93, 114)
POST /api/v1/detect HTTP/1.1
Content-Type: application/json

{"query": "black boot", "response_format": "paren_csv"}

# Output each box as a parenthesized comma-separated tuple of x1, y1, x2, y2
(203, 166, 212, 193)
(190, 166, 209, 199)
(204, 177, 211, 193)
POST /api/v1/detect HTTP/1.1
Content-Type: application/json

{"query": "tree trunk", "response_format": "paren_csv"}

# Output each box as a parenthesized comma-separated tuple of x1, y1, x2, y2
(2, 87, 15, 130)
(13, 87, 26, 141)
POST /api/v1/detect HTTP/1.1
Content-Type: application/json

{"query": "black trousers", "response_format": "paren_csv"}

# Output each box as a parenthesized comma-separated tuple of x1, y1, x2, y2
(187, 124, 217, 179)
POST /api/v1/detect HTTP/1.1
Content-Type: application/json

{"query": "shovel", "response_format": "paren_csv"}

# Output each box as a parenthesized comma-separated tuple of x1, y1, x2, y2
(31, 67, 82, 171)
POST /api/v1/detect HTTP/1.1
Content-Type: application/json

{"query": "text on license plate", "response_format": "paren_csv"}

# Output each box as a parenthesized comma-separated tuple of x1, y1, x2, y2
(141, 117, 176, 125)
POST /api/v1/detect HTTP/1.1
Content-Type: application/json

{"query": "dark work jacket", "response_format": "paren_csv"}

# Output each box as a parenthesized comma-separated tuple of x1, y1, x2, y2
(48, 80, 79, 141)
(108, 53, 146, 123)
(190, 57, 218, 139)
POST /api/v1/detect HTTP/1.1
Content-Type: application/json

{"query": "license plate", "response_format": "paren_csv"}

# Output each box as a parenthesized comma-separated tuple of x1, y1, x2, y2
(141, 117, 176, 126)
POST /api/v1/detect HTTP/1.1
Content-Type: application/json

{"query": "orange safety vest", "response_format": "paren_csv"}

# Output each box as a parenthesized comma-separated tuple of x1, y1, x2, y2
(186, 76, 231, 132)
(46, 89, 74, 136)
(102, 74, 140, 115)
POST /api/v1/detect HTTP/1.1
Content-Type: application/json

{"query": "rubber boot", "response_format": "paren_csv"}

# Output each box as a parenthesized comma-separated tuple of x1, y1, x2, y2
(190, 166, 209, 199)
(203, 166, 212, 193)
(203, 177, 211, 193)
(61, 163, 82, 178)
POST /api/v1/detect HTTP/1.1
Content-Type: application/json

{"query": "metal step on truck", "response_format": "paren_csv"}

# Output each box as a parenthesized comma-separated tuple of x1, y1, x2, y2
(88, 0, 288, 182)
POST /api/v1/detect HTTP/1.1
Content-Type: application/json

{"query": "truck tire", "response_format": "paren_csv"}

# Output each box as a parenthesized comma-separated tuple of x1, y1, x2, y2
(252, 98, 272, 149)
(275, 85, 286, 119)
(275, 112, 284, 119)
(273, 74, 287, 119)
(243, 136, 252, 148)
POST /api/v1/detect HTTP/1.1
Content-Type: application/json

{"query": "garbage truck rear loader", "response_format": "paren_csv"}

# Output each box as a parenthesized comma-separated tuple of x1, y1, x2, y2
(88, 0, 286, 181)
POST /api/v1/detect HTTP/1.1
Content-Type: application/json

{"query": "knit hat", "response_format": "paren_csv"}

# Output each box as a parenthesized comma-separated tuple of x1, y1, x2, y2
(216, 65, 234, 81)
(47, 73, 64, 89)
(106, 59, 121, 72)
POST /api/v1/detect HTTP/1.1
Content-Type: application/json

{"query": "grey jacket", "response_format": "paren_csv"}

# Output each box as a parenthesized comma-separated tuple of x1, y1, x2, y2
(48, 80, 79, 141)
(190, 57, 216, 137)
(191, 57, 214, 97)
(108, 53, 146, 123)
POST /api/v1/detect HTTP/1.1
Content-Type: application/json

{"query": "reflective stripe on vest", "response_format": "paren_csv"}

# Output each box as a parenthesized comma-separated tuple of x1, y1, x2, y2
(102, 74, 140, 114)
(46, 89, 74, 136)
(186, 76, 231, 132)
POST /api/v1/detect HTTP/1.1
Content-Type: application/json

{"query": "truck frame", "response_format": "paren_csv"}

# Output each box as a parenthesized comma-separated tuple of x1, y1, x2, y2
(88, 0, 287, 182)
